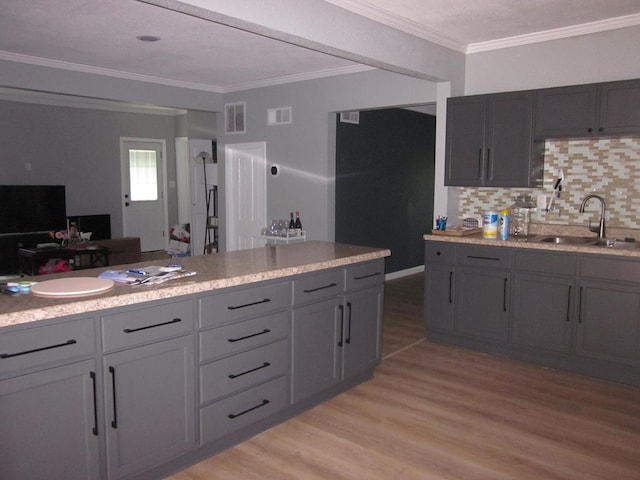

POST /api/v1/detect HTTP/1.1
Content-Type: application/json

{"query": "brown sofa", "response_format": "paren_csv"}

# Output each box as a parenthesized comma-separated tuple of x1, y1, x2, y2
(94, 237, 141, 266)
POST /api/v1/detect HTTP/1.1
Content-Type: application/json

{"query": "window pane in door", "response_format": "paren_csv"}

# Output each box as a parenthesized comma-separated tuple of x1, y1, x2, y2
(129, 149, 158, 201)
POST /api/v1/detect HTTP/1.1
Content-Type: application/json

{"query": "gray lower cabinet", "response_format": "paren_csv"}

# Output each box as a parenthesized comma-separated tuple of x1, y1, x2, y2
(425, 240, 640, 386)
(103, 335, 195, 480)
(454, 245, 511, 343)
(0, 358, 100, 480)
(0, 317, 99, 480)
(0, 259, 385, 480)
(101, 300, 196, 480)
(511, 250, 576, 353)
(292, 261, 384, 403)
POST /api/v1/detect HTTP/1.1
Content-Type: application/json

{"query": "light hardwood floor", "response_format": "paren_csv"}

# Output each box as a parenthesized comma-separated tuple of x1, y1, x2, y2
(168, 274, 640, 480)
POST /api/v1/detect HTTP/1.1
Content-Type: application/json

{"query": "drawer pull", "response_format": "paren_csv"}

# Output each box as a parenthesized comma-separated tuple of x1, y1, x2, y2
(0, 339, 77, 359)
(228, 328, 271, 343)
(228, 399, 270, 419)
(303, 283, 337, 293)
(466, 255, 500, 261)
(123, 317, 181, 333)
(227, 298, 271, 310)
(228, 362, 271, 379)
(353, 272, 382, 280)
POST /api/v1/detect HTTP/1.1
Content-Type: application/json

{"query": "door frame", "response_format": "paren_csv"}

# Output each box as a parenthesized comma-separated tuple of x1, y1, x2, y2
(120, 137, 169, 251)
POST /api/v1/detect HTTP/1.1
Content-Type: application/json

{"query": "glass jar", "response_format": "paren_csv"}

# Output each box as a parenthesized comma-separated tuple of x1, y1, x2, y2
(510, 195, 536, 238)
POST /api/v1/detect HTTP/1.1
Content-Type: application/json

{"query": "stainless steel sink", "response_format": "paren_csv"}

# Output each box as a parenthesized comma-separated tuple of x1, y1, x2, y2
(591, 238, 640, 249)
(534, 235, 595, 244)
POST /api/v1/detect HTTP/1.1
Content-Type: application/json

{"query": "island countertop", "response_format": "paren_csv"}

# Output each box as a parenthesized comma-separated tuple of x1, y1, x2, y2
(1, 241, 390, 328)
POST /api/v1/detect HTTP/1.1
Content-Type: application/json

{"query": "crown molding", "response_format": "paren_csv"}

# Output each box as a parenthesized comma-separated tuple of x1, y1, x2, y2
(324, 0, 640, 55)
(323, 0, 466, 52)
(467, 13, 640, 53)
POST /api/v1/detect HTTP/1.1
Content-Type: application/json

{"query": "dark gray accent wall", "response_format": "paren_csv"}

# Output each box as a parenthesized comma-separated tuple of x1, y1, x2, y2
(335, 108, 436, 273)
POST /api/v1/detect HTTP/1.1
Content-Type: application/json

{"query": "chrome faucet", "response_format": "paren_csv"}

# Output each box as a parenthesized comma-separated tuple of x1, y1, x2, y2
(579, 194, 607, 238)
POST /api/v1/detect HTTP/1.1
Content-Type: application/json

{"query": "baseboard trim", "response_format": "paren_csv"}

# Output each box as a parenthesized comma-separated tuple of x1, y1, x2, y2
(385, 265, 424, 281)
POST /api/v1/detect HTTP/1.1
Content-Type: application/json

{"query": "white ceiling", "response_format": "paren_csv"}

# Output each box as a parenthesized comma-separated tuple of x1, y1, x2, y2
(1, 0, 640, 93)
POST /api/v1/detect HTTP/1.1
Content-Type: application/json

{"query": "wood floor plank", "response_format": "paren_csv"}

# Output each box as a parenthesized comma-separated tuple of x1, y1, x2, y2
(167, 274, 640, 479)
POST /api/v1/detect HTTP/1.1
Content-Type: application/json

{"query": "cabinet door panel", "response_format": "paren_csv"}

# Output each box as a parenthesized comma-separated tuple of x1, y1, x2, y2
(598, 79, 640, 135)
(343, 286, 383, 379)
(0, 359, 100, 480)
(291, 297, 341, 403)
(455, 268, 509, 342)
(577, 281, 640, 366)
(512, 273, 573, 353)
(487, 92, 537, 186)
(445, 96, 486, 186)
(104, 335, 195, 479)
(534, 84, 598, 138)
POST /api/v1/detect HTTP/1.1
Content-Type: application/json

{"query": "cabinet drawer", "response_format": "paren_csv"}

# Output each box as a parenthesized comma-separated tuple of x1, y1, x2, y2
(345, 259, 385, 291)
(200, 375, 287, 446)
(425, 242, 456, 266)
(200, 339, 288, 403)
(458, 245, 512, 268)
(200, 281, 290, 328)
(0, 318, 96, 376)
(515, 250, 577, 275)
(580, 256, 640, 283)
(101, 300, 194, 351)
(292, 269, 344, 306)
(200, 310, 289, 363)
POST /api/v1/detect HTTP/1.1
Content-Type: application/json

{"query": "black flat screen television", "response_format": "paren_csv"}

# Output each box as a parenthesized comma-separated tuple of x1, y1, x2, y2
(0, 185, 67, 234)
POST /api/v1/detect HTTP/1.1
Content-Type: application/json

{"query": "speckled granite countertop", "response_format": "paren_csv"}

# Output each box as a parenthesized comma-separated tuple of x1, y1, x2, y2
(1, 241, 390, 329)
(423, 232, 640, 258)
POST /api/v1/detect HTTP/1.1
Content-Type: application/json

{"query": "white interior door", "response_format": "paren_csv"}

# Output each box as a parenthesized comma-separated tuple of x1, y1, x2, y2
(120, 138, 167, 252)
(225, 142, 267, 251)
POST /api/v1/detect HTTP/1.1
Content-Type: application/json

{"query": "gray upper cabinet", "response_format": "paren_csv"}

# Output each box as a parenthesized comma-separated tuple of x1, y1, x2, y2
(445, 91, 542, 187)
(535, 79, 640, 139)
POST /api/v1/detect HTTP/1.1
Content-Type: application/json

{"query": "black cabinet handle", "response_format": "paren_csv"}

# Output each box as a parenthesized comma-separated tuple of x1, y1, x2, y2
(109, 366, 118, 429)
(228, 399, 269, 419)
(123, 318, 181, 333)
(90, 371, 98, 436)
(338, 304, 344, 347)
(303, 283, 337, 293)
(0, 339, 77, 359)
(578, 287, 583, 323)
(228, 362, 271, 379)
(566, 285, 572, 322)
(466, 255, 500, 262)
(477, 148, 483, 179)
(448, 271, 453, 304)
(503, 278, 508, 312)
(227, 298, 271, 310)
(353, 272, 382, 280)
(346, 302, 352, 344)
(587, 127, 593, 133)
(228, 328, 271, 343)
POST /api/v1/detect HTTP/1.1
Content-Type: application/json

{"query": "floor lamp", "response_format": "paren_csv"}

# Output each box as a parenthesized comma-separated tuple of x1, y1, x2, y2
(194, 151, 214, 254)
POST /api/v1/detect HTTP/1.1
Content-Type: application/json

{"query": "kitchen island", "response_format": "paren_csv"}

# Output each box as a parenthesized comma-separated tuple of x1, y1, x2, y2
(1, 241, 390, 480)
(423, 232, 640, 388)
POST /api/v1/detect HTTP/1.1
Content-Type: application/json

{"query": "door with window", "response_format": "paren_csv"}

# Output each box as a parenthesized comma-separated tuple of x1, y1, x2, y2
(121, 138, 167, 252)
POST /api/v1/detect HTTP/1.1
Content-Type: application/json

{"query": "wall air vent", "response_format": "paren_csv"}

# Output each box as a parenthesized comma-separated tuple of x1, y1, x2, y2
(340, 111, 360, 124)
(267, 106, 292, 125)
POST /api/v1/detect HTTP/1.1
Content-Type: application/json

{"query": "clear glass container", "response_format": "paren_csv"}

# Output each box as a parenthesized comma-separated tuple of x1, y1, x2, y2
(510, 195, 536, 238)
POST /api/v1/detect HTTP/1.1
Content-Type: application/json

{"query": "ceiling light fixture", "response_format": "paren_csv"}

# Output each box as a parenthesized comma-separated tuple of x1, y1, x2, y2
(136, 35, 160, 42)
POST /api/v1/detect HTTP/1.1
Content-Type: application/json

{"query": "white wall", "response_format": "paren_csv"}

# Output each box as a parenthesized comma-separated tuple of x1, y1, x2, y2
(465, 26, 640, 95)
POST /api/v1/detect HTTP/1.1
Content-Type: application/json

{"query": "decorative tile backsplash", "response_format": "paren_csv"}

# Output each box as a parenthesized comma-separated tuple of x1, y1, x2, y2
(458, 137, 640, 229)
